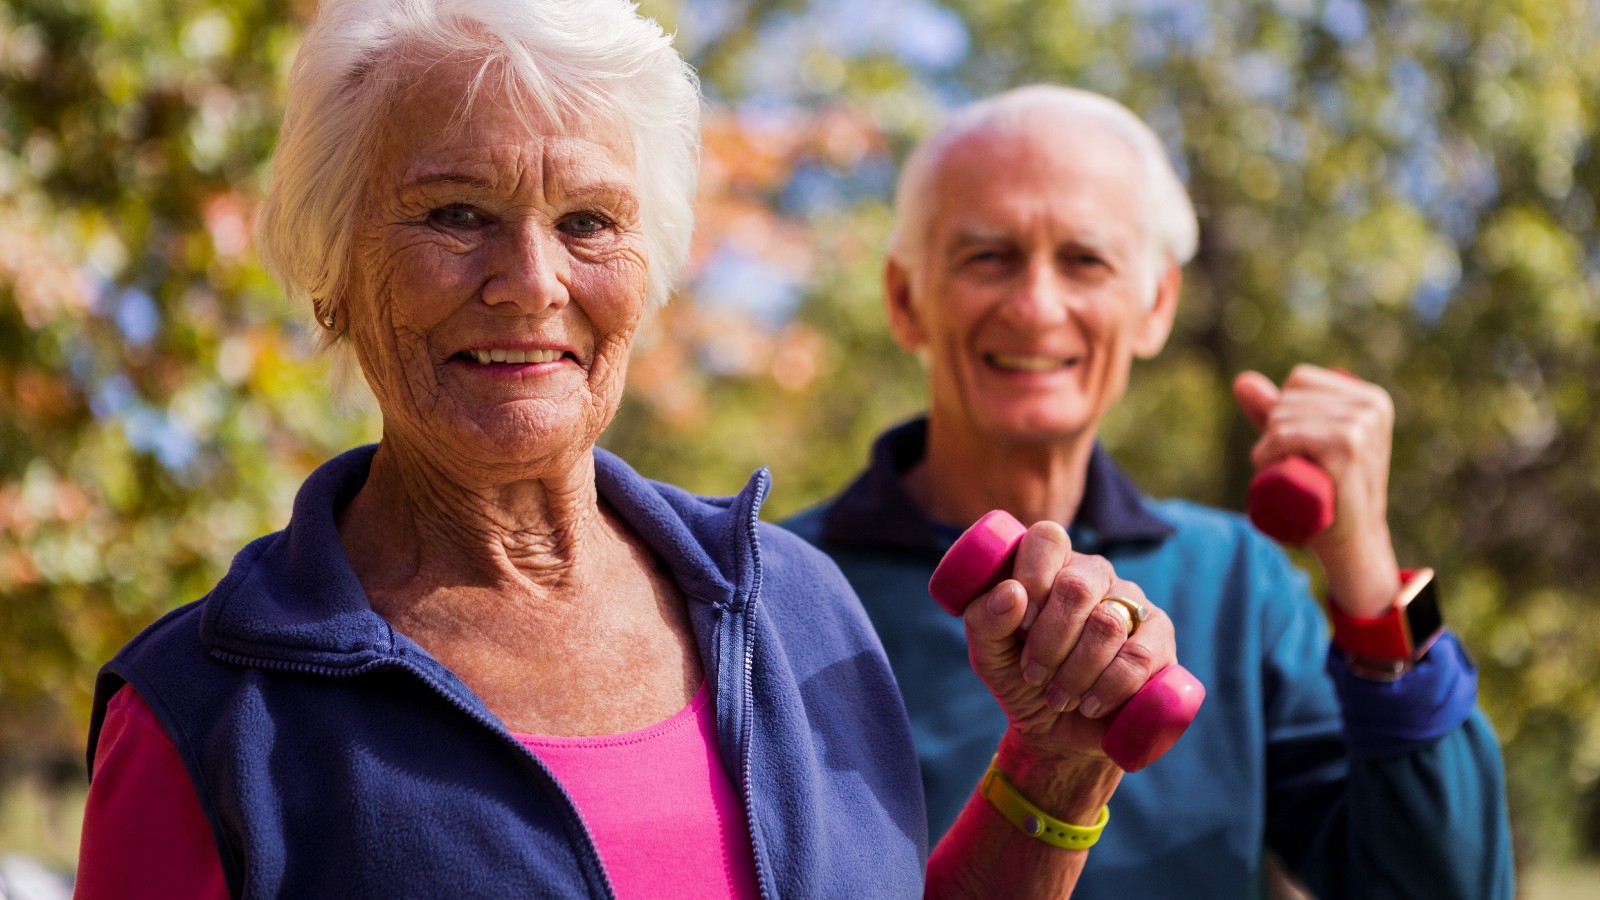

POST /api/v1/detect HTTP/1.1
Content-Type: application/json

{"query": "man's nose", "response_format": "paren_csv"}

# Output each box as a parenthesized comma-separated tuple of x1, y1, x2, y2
(482, 219, 571, 312)
(999, 255, 1071, 326)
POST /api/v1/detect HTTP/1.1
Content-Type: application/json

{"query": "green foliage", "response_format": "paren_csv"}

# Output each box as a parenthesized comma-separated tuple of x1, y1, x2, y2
(0, 0, 375, 779)
(3, 0, 1600, 875)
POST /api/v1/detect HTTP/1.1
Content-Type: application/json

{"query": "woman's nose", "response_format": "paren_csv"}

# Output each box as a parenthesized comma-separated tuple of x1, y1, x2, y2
(482, 220, 571, 312)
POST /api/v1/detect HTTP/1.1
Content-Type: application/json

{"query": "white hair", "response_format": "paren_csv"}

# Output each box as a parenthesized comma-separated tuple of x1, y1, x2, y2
(256, 0, 701, 372)
(888, 85, 1198, 308)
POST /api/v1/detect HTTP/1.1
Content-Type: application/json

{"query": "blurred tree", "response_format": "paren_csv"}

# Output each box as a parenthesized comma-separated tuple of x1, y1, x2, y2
(0, 0, 375, 793)
(2, 0, 1598, 882)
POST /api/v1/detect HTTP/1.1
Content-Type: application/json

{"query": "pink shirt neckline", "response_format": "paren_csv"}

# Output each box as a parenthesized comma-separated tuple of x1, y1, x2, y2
(512, 682, 761, 900)
(511, 681, 711, 748)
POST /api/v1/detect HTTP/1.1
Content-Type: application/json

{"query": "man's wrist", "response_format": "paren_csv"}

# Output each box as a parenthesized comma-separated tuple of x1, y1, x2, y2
(1319, 530, 1401, 617)
(1328, 568, 1445, 681)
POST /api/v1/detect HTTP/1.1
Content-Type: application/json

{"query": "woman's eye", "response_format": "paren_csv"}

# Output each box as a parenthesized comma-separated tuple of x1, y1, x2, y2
(429, 205, 484, 228)
(561, 212, 612, 235)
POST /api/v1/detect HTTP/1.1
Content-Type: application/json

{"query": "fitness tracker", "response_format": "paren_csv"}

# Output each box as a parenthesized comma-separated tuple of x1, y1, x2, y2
(1327, 568, 1443, 682)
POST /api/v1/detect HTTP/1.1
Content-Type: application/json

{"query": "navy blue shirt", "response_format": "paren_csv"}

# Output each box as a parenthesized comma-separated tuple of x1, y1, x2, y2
(784, 417, 1513, 900)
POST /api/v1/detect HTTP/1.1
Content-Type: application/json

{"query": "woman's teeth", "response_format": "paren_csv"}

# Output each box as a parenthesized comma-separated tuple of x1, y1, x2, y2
(467, 348, 564, 365)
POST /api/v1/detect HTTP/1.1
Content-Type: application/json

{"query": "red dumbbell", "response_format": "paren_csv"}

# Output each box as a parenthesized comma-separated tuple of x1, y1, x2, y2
(928, 510, 1205, 772)
(1247, 455, 1334, 545)
(1243, 368, 1364, 545)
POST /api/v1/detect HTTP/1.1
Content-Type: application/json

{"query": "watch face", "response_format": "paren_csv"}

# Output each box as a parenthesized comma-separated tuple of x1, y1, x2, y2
(1404, 574, 1444, 654)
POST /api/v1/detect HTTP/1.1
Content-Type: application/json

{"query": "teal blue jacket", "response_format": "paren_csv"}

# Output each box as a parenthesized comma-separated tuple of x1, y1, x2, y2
(784, 418, 1513, 900)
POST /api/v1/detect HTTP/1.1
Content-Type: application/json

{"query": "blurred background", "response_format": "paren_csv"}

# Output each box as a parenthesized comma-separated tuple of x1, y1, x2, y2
(2, 0, 1598, 895)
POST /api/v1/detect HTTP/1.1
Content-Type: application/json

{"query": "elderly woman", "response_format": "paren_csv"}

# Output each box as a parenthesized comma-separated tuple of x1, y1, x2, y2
(73, 1, 1181, 897)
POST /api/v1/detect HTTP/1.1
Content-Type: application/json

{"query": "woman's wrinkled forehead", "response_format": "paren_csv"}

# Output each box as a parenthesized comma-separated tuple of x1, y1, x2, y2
(383, 53, 634, 164)
(354, 56, 640, 224)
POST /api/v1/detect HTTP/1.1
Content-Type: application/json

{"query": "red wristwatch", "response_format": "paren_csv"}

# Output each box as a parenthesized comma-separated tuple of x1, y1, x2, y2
(1327, 568, 1444, 682)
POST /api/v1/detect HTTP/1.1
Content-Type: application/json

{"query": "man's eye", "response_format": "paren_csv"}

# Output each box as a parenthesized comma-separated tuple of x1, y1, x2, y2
(429, 205, 484, 228)
(561, 212, 612, 235)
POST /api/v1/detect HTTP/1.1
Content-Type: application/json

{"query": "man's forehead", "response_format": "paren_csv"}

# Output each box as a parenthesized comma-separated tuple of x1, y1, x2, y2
(920, 123, 1144, 237)
(931, 116, 1140, 189)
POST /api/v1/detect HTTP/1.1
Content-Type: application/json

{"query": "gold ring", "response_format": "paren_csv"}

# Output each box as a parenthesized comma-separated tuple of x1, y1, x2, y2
(1099, 595, 1149, 638)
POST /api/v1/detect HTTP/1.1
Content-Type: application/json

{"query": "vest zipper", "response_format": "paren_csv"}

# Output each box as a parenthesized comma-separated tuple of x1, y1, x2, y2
(733, 471, 775, 900)
(208, 651, 617, 900)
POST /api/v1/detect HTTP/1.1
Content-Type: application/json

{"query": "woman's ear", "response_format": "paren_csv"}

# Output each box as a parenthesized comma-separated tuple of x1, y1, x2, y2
(883, 257, 928, 351)
(1132, 261, 1182, 359)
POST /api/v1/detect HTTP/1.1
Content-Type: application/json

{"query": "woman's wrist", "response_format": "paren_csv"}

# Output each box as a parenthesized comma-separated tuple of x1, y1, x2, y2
(994, 730, 1122, 827)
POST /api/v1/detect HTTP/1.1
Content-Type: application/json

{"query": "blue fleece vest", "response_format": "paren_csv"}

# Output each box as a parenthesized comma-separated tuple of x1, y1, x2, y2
(88, 446, 928, 898)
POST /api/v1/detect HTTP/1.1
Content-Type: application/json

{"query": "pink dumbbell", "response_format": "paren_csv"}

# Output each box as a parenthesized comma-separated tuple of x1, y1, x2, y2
(928, 510, 1205, 772)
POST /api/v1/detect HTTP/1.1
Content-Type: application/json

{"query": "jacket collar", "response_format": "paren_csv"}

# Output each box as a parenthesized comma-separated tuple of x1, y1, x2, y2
(820, 417, 1174, 553)
(199, 444, 770, 666)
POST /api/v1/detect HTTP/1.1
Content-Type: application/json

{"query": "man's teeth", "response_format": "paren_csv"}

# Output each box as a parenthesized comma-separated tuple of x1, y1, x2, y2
(988, 353, 1069, 372)
(468, 349, 564, 364)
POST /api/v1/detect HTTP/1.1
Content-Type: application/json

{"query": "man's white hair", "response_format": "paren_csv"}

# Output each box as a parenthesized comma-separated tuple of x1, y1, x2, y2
(256, 0, 701, 366)
(888, 85, 1198, 308)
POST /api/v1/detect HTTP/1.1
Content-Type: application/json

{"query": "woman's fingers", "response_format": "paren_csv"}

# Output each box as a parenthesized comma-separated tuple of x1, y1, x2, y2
(1009, 521, 1071, 631)
(1018, 555, 1115, 704)
(961, 522, 1181, 761)
(1071, 587, 1175, 720)
(1043, 578, 1146, 714)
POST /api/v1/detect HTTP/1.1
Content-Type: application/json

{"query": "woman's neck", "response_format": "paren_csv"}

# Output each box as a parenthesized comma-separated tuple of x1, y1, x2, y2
(335, 436, 704, 737)
(336, 436, 615, 605)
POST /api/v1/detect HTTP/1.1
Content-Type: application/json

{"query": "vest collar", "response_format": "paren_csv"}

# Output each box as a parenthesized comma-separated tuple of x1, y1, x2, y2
(199, 444, 770, 667)
(820, 417, 1175, 553)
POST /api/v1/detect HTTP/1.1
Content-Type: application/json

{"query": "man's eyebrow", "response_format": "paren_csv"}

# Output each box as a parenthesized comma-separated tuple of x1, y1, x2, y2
(946, 228, 1010, 248)
(949, 226, 1120, 251)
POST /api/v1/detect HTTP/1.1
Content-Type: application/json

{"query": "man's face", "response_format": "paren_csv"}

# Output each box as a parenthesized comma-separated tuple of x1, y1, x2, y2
(888, 119, 1177, 449)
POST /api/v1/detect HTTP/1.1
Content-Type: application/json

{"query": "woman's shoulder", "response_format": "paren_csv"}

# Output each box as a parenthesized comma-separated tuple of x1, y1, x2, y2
(756, 518, 856, 588)
(754, 519, 879, 635)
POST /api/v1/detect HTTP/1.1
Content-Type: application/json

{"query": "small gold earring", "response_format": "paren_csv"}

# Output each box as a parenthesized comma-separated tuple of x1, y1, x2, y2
(321, 309, 336, 329)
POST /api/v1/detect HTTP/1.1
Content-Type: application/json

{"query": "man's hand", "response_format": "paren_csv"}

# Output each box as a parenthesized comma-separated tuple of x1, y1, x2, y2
(1233, 364, 1401, 615)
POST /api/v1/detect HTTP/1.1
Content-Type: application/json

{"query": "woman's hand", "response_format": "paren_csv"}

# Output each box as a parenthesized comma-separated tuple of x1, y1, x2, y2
(961, 521, 1177, 763)
(926, 521, 1173, 898)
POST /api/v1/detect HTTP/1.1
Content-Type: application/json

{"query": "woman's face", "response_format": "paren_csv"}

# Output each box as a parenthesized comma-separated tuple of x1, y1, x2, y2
(342, 61, 648, 479)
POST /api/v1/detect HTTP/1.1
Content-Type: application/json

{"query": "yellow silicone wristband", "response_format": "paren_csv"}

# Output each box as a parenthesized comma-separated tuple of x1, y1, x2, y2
(980, 756, 1110, 850)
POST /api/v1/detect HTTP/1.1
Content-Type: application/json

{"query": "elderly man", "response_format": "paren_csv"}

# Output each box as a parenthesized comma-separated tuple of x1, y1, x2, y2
(785, 85, 1513, 898)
